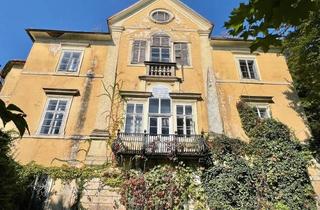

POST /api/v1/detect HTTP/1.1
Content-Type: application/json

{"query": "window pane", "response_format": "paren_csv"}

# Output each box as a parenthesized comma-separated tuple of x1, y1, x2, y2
(125, 115, 134, 133)
(127, 104, 134, 113)
(149, 99, 159, 113)
(185, 106, 192, 115)
(57, 101, 67, 111)
(135, 116, 143, 133)
(161, 48, 170, 62)
(151, 48, 160, 62)
(247, 60, 256, 79)
(161, 99, 171, 113)
(239, 60, 249, 79)
(136, 104, 143, 114)
(176, 106, 184, 115)
(149, 118, 158, 135)
(161, 118, 169, 135)
(47, 100, 58, 111)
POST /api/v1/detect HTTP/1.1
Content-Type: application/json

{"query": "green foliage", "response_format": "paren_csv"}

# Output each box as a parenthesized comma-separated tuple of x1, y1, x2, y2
(283, 13, 320, 160)
(203, 154, 257, 210)
(236, 101, 260, 134)
(236, 102, 316, 209)
(225, 0, 320, 52)
(0, 99, 29, 137)
(120, 164, 207, 209)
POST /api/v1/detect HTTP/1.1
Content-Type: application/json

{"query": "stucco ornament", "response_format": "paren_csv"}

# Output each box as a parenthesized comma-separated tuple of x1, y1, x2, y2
(49, 44, 61, 56)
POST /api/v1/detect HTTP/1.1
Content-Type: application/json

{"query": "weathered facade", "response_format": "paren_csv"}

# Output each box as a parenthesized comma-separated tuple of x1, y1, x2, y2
(0, 0, 317, 209)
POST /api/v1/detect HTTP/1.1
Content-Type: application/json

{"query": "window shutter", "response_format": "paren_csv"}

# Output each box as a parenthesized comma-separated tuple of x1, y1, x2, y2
(131, 40, 146, 64)
(175, 43, 189, 66)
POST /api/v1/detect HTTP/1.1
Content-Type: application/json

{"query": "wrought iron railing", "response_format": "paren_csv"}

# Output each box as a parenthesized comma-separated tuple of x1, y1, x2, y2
(144, 61, 177, 77)
(112, 131, 209, 157)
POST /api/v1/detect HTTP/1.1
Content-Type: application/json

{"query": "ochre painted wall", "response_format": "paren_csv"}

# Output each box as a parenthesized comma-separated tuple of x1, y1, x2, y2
(212, 47, 310, 141)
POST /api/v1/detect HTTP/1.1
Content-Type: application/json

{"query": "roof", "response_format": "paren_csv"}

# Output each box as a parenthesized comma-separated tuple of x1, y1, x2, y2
(108, 0, 213, 33)
(0, 60, 25, 79)
(26, 28, 112, 42)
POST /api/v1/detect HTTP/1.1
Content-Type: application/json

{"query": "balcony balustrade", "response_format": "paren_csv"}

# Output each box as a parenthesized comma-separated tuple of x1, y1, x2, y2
(144, 61, 177, 77)
(112, 131, 209, 158)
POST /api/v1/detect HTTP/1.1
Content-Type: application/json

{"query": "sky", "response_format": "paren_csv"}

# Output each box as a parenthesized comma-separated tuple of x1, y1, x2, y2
(0, 0, 243, 67)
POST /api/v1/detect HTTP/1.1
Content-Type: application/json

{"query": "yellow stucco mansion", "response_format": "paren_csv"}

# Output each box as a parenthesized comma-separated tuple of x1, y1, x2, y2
(0, 0, 318, 208)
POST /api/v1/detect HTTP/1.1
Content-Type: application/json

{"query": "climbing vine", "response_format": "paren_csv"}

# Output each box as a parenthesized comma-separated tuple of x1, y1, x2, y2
(120, 164, 207, 210)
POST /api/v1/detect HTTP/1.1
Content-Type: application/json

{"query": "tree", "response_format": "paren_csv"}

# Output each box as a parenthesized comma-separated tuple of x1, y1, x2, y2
(0, 99, 29, 210)
(225, 0, 319, 52)
(284, 13, 320, 159)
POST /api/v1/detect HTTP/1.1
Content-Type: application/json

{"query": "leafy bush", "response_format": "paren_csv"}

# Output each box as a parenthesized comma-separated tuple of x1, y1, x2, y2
(120, 164, 207, 209)
(203, 154, 257, 210)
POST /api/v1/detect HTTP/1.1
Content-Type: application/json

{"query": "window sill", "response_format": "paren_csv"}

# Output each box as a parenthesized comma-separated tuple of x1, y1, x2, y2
(127, 64, 145, 67)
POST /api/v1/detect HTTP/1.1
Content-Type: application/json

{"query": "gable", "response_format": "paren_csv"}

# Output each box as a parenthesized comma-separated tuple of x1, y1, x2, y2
(108, 0, 213, 31)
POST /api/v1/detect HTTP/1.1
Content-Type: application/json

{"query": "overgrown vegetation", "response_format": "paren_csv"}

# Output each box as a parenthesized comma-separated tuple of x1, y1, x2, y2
(284, 13, 320, 161)
(120, 164, 207, 210)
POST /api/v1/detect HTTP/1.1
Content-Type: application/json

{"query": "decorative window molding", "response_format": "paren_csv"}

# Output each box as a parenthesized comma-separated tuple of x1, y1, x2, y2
(37, 96, 72, 136)
(150, 9, 174, 24)
(169, 92, 202, 101)
(240, 95, 274, 103)
(56, 50, 84, 73)
(119, 90, 152, 98)
(43, 88, 80, 96)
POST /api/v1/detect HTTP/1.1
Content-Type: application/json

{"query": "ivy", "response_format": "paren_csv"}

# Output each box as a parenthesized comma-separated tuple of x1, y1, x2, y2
(120, 164, 207, 210)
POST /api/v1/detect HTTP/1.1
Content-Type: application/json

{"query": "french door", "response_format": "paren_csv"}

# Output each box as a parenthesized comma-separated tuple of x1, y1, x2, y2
(149, 117, 170, 135)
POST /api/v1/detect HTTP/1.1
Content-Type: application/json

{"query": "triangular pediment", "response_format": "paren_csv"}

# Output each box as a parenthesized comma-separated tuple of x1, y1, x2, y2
(108, 0, 213, 31)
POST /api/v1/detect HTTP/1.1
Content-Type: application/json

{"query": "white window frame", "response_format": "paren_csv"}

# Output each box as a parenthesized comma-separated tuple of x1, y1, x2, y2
(251, 104, 271, 119)
(149, 9, 174, 24)
(175, 104, 195, 136)
(124, 102, 145, 134)
(122, 99, 148, 133)
(56, 49, 84, 74)
(173, 101, 198, 135)
(235, 56, 261, 80)
(37, 96, 72, 136)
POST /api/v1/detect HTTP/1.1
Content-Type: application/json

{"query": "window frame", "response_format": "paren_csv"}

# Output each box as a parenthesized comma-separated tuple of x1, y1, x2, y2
(235, 56, 261, 80)
(56, 49, 84, 74)
(37, 96, 72, 137)
(173, 101, 197, 135)
(124, 103, 144, 134)
(131, 40, 147, 64)
(150, 9, 174, 24)
(251, 103, 271, 119)
(150, 34, 171, 63)
(176, 104, 195, 136)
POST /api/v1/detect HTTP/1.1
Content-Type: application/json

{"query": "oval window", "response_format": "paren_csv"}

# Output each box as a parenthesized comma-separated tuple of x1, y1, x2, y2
(151, 10, 173, 23)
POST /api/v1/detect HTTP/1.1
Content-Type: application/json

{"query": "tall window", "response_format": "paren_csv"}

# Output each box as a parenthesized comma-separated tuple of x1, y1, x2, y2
(151, 34, 170, 62)
(39, 98, 71, 135)
(58, 50, 83, 73)
(174, 43, 189, 66)
(149, 98, 171, 135)
(176, 105, 194, 136)
(238, 59, 259, 79)
(131, 40, 146, 64)
(125, 103, 144, 133)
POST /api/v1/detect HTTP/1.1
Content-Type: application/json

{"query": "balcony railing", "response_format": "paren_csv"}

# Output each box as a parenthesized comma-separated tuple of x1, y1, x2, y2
(112, 132, 209, 157)
(144, 61, 177, 77)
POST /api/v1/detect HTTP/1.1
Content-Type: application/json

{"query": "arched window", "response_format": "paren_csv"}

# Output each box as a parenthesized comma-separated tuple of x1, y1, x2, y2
(151, 33, 170, 62)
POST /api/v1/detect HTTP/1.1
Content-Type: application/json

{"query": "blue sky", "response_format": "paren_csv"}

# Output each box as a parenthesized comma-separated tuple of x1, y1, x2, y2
(0, 0, 243, 67)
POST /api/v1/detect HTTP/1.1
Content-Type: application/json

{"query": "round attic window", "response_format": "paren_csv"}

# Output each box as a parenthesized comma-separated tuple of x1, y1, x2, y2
(150, 10, 173, 23)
